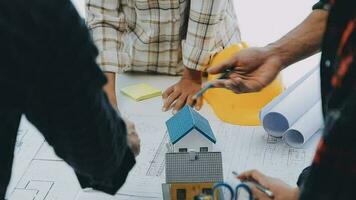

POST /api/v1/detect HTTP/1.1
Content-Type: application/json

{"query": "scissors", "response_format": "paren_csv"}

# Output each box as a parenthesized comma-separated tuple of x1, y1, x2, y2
(212, 182, 253, 200)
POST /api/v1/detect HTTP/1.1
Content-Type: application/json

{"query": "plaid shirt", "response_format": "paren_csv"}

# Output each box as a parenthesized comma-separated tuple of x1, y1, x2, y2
(85, 0, 241, 75)
(299, 0, 356, 199)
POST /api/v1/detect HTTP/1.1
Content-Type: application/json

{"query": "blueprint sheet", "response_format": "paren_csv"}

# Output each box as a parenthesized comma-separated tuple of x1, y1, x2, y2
(6, 115, 320, 200)
(5, 73, 320, 200)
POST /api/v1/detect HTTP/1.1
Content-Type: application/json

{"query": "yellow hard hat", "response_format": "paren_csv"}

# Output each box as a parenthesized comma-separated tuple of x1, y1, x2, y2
(204, 43, 284, 126)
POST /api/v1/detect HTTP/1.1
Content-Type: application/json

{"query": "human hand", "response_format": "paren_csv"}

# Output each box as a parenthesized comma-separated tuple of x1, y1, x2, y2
(238, 170, 299, 200)
(103, 72, 118, 108)
(207, 47, 284, 93)
(125, 120, 141, 157)
(162, 68, 203, 114)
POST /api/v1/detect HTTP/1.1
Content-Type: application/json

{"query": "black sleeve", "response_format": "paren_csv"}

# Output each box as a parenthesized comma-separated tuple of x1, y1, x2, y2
(22, 0, 135, 195)
(296, 166, 311, 188)
(312, 0, 331, 11)
(300, 93, 356, 199)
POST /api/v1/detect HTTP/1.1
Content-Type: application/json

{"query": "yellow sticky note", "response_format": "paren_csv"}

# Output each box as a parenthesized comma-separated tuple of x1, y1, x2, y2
(121, 83, 162, 101)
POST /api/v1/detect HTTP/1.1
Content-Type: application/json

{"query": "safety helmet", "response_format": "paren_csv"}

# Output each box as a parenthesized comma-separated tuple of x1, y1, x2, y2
(204, 43, 284, 126)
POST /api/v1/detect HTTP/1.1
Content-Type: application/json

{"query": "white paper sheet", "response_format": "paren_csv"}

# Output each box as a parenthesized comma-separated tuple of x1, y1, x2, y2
(212, 123, 320, 186)
(7, 113, 319, 200)
(81, 118, 319, 198)
(6, 73, 320, 200)
(6, 117, 45, 199)
(114, 115, 168, 198)
(75, 190, 161, 200)
(9, 160, 81, 200)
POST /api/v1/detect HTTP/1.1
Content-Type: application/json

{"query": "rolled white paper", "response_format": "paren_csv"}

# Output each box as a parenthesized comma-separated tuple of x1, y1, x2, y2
(283, 100, 324, 148)
(260, 66, 324, 147)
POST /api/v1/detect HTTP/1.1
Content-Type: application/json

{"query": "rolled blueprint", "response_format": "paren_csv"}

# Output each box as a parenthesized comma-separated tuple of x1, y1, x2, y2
(283, 100, 324, 147)
(260, 66, 324, 147)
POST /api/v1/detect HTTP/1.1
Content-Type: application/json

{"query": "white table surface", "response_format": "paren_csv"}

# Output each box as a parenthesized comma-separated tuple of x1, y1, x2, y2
(7, 72, 320, 200)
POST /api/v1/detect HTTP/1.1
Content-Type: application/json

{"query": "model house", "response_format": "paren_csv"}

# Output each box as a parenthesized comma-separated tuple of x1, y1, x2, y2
(165, 105, 216, 153)
(163, 105, 223, 200)
(162, 151, 223, 200)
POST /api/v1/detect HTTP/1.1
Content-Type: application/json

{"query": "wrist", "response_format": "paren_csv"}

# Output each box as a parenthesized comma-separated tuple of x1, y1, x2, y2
(182, 67, 202, 83)
(103, 72, 118, 107)
(291, 187, 300, 200)
(265, 43, 293, 71)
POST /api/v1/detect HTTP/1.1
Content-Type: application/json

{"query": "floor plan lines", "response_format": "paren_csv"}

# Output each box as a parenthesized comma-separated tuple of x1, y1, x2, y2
(146, 132, 170, 177)
(11, 180, 54, 200)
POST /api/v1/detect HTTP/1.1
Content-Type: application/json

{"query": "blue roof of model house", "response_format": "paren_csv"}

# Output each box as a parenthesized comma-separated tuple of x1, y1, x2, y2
(166, 105, 216, 144)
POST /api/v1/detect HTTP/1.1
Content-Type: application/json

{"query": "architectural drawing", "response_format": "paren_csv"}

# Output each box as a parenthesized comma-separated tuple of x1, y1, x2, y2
(9, 189, 37, 200)
(75, 190, 161, 200)
(116, 115, 167, 198)
(214, 124, 320, 186)
(14, 128, 29, 154)
(35, 142, 62, 161)
(6, 112, 320, 200)
(11, 180, 54, 200)
(6, 117, 44, 199)
(146, 132, 170, 177)
(10, 160, 81, 200)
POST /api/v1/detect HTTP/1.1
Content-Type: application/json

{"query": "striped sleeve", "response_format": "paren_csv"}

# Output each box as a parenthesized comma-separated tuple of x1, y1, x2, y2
(182, 0, 230, 71)
(86, 0, 130, 73)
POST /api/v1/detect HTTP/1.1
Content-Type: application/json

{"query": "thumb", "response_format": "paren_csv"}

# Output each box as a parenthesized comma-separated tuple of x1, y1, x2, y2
(238, 170, 267, 183)
(207, 56, 238, 74)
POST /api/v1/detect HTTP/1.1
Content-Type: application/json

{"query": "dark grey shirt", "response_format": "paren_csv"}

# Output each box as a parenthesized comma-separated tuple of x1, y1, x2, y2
(0, 0, 135, 199)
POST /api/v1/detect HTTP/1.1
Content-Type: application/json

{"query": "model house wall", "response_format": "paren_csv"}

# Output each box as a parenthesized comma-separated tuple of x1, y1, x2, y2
(170, 183, 216, 200)
(173, 129, 213, 153)
(164, 152, 224, 200)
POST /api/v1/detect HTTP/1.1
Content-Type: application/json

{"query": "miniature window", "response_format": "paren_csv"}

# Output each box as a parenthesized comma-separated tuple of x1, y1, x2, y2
(177, 189, 186, 200)
(202, 188, 213, 195)
(200, 147, 208, 152)
(179, 148, 188, 152)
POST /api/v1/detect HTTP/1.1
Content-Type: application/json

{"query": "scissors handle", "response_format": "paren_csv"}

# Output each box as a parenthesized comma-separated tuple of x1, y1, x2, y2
(213, 182, 253, 200)
(235, 183, 253, 200)
(213, 182, 234, 200)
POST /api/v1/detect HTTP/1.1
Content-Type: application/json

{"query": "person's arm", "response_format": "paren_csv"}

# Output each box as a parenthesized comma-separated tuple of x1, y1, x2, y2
(24, 0, 138, 194)
(163, 0, 236, 113)
(208, 9, 329, 93)
(266, 9, 328, 68)
(86, 0, 130, 107)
